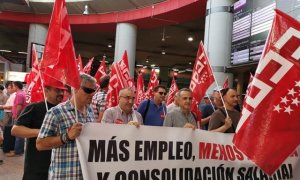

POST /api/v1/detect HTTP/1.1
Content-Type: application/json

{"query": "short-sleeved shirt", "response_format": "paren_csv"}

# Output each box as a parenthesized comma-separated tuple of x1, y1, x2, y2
(137, 99, 166, 126)
(16, 101, 56, 174)
(38, 100, 95, 179)
(102, 106, 143, 124)
(91, 90, 107, 120)
(208, 107, 240, 133)
(12, 90, 27, 119)
(4, 92, 16, 112)
(167, 102, 179, 113)
(164, 108, 197, 128)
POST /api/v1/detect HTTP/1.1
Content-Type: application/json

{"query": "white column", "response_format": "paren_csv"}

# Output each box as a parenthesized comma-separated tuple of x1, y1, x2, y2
(114, 23, 137, 77)
(204, 0, 235, 92)
(26, 24, 48, 72)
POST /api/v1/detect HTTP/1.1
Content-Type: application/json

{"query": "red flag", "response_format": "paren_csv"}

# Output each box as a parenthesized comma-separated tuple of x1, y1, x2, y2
(135, 72, 145, 106)
(76, 54, 83, 72)
(233, 10, 300, 175)
(106, 64, 120, 108)
(166, 77, 179, 105)
(105, 51, 136, 108)
(189, 41, 214, 119)
(145, 69, 159, 99)
(94, 59, 107, 85)
(40, 0, 80, 89)
(222, 76, 229, 89)
(83, 57, 94, 75)
(25, 44, 44, 103)
(117, 51, 135, 91)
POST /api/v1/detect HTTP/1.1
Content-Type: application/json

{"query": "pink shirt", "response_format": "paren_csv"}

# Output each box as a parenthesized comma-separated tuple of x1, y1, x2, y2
(12, 90, 27, 119)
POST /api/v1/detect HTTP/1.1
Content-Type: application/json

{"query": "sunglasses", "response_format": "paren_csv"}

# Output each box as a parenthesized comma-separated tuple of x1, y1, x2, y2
(158, 92, 167, 96)
(81, 86, 96, 94)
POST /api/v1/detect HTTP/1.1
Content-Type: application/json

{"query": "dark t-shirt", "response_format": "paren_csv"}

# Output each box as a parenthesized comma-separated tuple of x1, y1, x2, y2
(16, 101, 56, 174)
(208, 107, 240, 133)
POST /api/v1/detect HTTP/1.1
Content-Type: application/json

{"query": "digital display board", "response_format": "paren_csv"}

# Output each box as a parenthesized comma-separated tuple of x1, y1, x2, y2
(231, 0, 276, 65)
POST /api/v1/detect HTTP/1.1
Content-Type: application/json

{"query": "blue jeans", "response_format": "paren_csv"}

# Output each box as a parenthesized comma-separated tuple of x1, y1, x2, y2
(14, 137, 24, 154)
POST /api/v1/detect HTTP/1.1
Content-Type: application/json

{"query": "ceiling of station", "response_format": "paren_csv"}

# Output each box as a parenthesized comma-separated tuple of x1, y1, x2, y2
(0, 0, 206, 73)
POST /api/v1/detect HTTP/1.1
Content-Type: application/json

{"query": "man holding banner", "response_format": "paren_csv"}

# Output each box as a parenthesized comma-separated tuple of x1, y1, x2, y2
(164, 88, 196, 129)
(102, 87, 142, 126)
(36, 74, 97, 179)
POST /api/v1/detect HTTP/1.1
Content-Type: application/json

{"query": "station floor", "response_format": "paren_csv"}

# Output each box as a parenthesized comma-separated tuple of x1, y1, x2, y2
(0, 149, 23, 180)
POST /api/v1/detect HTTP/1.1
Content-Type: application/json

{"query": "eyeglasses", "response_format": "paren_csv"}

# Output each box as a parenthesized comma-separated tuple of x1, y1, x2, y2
(158, 92, 167, 96)
(120, 96, 136, 101)
(81, 86, 96, 94)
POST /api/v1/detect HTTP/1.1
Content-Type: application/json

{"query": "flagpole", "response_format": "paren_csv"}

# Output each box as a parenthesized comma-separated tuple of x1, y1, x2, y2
(39, 70, 49, 112)
(72, 87, 79, 122)
(202, 42, 229, 117)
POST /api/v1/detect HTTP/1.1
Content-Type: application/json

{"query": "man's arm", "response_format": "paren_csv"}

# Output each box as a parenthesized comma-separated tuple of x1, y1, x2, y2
(36, 122, 83, 150)
(11, 125, 39, 138)
(163, 112, 174, 127)
(15, 104, 23, 118)
(208, 111, 232, 133)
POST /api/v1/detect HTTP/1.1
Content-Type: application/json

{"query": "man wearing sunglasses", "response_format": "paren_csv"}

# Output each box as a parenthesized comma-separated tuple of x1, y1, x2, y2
(102, 88, 142, 126)
(138, 85, 167, 126)
(11, 75, 66, 180)
(164, 88, 197, 129)
(36, 73, 97, 179)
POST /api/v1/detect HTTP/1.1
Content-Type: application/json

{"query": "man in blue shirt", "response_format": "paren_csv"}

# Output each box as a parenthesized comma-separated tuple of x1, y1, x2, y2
(138, 85, 167, 126)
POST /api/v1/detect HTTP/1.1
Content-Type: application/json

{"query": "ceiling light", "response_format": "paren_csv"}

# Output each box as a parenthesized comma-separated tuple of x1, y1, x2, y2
(0, 49, 11, 53)
(151, 64, 155, 67)
(136, 64, 143, 67)
(155, 68, 160, 73)
(18, 51, 28, 54)
(189, 62, 192, 65)
(161, 49, 166, 55)
(83, 5, 89, 15)
(188, 36, 194, 42)
(103, 54, 106, 58)
(145, 60, 149, 63)
(172, 68, 179, 72)
(108, 44, 112, 48)
(143, 66, 148, 69)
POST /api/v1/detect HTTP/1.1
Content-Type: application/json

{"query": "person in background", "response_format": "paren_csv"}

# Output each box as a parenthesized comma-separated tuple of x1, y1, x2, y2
(0, 127, 3, 165)
(164, 88, 196, 129)
(208, 88, 240, 133)
(36, 73, 97, 179)
(102, 87, 142, 126)
(11, 76, 66, 180)
(166, 92, 179, 112)
(138, 85, 167, 126)
(91, 75, 110, 122)
(7, 81, 27, 157)
(200, 90, 224, 130)
(0, 85, 8, 122)
(0, 82, 16, 156)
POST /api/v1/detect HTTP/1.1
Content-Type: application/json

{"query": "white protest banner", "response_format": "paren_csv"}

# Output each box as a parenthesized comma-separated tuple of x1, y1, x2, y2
(77, 123, 300, 180)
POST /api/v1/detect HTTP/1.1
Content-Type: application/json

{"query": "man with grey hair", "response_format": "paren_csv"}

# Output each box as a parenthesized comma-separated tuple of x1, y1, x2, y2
(102, 87, 142, 126)
(164, 88, 197, 129)
(36, 73, 97, 179)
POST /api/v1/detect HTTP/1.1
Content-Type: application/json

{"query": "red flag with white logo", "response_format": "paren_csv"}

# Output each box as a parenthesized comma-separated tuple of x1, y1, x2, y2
(83, 57, 94, 75)
(166, 77, 179, 105)
(145, 69, 159, 99)
(76, 54, 83, 72)
(40, 0, 80, 89)
(233, 10, 300, 175)
(242, 73, 254, 106)
(135, 72, 145, 107)
(25, 44, 44, 103)
(189, 41, 214, 120)
(222, 76, 229, 89)
(117, 51, 135, 91)
(106, 64, 120, 108)
(94, 59, 107, 85)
